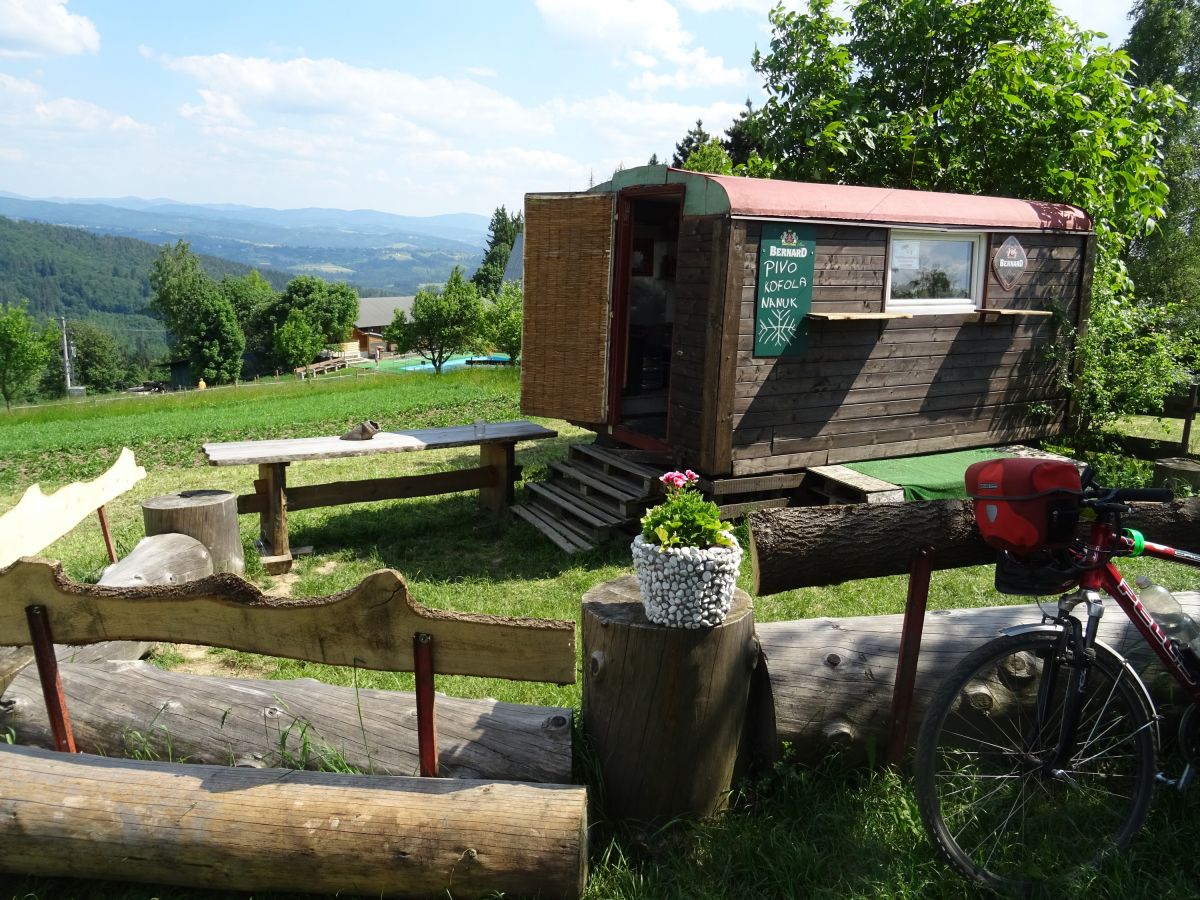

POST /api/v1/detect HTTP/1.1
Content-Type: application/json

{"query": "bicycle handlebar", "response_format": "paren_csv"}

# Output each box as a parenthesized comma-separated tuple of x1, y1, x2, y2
(1081, 486, 1174, 513)
(1111, 487, 1175, 503)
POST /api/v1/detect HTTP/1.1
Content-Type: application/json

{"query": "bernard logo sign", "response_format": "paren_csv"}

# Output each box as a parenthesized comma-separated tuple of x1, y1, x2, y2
(992, 235, 1028, 292)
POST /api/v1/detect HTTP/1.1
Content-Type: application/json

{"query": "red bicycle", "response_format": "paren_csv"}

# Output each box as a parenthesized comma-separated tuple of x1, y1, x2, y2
(914, 457, 1200, 894)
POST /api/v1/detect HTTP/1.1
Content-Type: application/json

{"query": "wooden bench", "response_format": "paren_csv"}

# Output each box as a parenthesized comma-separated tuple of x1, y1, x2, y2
(295, 358, 349, 377)
(204, 419, 558, 573)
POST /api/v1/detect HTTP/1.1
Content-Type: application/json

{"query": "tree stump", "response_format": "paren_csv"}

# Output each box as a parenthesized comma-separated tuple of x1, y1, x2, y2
(582, 575, 758, 825)
(1153, 458, 1200, 496)
(142, 490, 244, 575)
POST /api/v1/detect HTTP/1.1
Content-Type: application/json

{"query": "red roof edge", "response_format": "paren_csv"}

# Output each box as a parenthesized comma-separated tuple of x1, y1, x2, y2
(690, 170, 1091, 232)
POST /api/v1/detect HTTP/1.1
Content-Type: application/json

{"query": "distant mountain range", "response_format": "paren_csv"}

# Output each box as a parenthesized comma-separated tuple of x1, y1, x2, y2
(0, 215, 303, 360)
(0, 191, 490, 294)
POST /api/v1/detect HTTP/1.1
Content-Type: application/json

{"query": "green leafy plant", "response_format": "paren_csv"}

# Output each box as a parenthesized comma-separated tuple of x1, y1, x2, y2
(640, 470, 735, 549)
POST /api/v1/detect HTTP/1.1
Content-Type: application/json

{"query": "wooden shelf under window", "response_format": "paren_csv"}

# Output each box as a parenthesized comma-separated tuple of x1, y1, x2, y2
(805, 312, 914, 321)
(966, 309, 1055, 323)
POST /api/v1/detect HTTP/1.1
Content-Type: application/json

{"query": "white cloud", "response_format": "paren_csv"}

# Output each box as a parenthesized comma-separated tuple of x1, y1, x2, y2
(0, 0, 98, 58)
(33, 96, 144, 131)
(629, 46, 745, 91)
(0, 145, 23, 162)
(466, 66, 498, 78)
(159, 52, 552, 139)
(536, 0, 747, 91)
(0, 72, 146, 132)
(678, 0, 774, 11)
(554, 91, 743, 159)
(0, 71, 42, 105)
(1053, 0, 1132, 45)
(180, 90, 251, 127)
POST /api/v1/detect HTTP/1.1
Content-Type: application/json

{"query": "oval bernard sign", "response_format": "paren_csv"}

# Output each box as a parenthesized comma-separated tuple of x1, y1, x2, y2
(992, 235, 1028, 292)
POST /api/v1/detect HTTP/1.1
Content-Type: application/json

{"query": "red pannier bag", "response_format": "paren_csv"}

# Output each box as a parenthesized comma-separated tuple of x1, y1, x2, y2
(965, 457, 1082, 554)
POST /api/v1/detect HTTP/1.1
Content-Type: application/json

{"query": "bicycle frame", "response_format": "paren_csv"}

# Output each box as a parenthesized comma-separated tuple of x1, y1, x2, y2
(1075, 518, 1200, 704)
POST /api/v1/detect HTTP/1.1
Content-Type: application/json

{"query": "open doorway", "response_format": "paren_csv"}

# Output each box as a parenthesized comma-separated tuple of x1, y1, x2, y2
(612, 193, 681, 448)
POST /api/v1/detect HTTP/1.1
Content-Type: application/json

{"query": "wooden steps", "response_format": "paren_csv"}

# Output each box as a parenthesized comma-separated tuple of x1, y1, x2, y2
(516, 444, 668, 553)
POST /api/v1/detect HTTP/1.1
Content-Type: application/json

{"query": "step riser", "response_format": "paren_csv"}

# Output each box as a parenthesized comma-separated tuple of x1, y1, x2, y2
(567, 453, 658, 493)
(567, 445, 668, 494)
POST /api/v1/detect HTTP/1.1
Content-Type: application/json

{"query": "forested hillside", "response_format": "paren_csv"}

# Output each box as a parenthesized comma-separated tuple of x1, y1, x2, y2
(0, 195, 485, 293)
(0, 216, 289, 358)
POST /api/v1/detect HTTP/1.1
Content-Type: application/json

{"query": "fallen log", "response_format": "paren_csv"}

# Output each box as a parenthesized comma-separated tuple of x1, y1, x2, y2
(0, 743, 588, 899)
(749, 497, 1200, 595)
(98, 532, 215, 586)
(757, 592, 1199, 762)
(1, 659, 572, 783)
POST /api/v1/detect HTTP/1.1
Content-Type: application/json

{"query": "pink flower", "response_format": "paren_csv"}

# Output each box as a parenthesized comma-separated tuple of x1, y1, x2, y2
(684, 469, 698, 483)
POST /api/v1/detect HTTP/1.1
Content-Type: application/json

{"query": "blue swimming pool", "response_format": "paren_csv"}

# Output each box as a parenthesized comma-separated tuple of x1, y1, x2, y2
(400, 354, 511, 372)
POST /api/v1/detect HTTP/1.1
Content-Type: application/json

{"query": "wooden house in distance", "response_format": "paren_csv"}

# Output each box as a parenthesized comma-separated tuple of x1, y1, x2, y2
(516, 166, 1093, 547)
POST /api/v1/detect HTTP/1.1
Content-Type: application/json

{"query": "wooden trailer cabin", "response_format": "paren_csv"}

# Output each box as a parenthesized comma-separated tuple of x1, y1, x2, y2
(515, 167, 1093, 547)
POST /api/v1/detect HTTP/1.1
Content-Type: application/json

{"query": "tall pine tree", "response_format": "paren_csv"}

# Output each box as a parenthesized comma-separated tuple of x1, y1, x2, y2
(471, 205, 524, 298)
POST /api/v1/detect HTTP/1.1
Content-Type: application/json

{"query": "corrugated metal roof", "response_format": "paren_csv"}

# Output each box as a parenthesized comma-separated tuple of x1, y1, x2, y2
(355, 295, 414, 329)
(701, 171, 1091, 231)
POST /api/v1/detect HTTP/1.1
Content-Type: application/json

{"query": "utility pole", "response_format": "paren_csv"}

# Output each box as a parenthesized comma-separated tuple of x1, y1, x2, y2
(60, 316, 72, 393)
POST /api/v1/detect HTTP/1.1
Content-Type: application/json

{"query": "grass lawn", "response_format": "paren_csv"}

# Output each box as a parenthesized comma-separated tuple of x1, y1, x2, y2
(1118, 413, 1200, 454)
(3, 370, 1199, 899)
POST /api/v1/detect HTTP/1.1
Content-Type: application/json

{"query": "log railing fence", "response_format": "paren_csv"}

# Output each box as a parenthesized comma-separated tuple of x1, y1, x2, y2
(0, 559, 577, 777)
(748, 496, 1200, 764)
(0, 454, 588, 897)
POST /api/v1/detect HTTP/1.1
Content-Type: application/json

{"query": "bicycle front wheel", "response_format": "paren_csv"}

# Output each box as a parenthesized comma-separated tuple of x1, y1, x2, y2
(914, 631, 1157, 893)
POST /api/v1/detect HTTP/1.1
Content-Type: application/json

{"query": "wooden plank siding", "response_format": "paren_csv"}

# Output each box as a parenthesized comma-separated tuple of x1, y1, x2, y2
(729, 222, 1085, 476)
(666, 215, 723, 464)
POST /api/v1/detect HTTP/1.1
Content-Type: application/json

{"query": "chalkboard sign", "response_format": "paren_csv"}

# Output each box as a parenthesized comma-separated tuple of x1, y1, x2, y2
(754, 223, 815, 357)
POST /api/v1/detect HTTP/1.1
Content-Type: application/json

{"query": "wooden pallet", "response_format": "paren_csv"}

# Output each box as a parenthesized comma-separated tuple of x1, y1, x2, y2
(801, 465, 906, 505)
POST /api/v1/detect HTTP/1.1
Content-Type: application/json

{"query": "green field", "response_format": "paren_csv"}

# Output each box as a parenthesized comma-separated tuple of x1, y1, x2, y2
(3, 370, 1199, 899)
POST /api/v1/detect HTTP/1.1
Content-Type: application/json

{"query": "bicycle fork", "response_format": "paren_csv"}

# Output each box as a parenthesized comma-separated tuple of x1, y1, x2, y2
(1026, 592, 1105, 775)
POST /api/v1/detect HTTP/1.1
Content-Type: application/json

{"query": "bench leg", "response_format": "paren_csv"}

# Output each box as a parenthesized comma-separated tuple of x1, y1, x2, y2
(478, 442, 517, 512)
(413, 632, 438, 777)
(257, 462, 292, 574)
(26, 605, 76, 753)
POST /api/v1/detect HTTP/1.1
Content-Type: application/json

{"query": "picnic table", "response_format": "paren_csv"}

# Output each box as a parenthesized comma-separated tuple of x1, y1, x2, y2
(203, 420, 558, 574)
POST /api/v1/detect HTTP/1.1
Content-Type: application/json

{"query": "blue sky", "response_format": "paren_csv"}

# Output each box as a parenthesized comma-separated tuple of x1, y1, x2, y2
(0, 0, 1136, 217)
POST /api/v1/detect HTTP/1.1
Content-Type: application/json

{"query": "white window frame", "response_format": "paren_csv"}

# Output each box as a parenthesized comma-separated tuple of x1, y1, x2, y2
(885, 230, 987, 315)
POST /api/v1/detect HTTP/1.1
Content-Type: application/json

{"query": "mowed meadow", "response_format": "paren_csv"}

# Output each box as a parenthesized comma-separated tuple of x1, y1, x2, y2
(2, 367, 1199, 900)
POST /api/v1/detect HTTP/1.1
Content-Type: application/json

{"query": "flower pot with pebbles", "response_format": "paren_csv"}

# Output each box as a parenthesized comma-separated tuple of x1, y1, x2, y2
(631, 533, 743, 628)
(632, 469, 743, 629)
